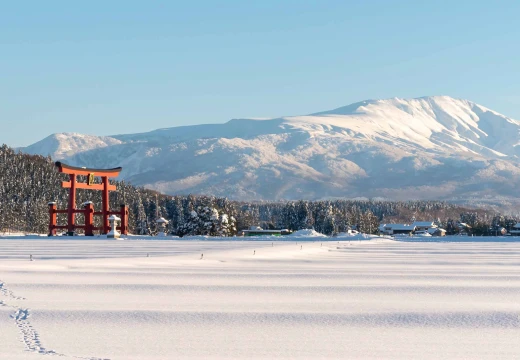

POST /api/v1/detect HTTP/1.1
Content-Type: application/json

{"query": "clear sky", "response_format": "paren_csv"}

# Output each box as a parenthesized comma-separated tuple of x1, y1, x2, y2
(1, 0, 519, 147)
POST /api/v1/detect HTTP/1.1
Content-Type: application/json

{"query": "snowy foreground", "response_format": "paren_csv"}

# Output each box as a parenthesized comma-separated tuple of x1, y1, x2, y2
(1, 236, 520, 359)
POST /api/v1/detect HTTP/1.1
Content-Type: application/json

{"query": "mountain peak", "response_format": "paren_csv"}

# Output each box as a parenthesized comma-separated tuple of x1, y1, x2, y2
(25, 132, 122, 159)
(21, 96, 520, 204)
(312, 95, 470, 117)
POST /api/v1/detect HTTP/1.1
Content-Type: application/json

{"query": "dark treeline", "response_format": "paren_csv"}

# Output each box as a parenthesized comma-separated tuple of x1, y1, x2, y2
(0, 144, 517, 236)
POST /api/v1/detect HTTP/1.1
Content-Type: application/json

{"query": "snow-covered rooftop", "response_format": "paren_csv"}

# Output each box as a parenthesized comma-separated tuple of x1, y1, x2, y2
(428, 227, 446, 234)
(412, 221, 436, 227)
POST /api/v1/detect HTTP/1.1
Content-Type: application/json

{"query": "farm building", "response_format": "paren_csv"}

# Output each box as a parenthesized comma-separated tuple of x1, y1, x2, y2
(379, 224, 416, 235)
(412, 221, 437, 232)
(241, 226, 291, 237)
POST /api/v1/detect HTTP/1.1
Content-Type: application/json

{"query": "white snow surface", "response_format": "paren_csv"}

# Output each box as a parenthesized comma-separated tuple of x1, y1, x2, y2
(24, 133, 122, 160)
(22, 96, 520, 204)
(288, 229, 327, 237)
(1, 236, 520, 359)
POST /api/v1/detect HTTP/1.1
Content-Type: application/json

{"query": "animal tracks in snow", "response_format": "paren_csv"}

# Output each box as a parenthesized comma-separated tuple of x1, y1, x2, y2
(1, 280, 58, 355)
(11, 307, 58, 355)
(0, 281, 26, 300)
(0, 279, 109, 360)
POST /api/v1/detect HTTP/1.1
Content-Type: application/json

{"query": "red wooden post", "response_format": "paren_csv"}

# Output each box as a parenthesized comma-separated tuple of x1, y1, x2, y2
(102, 176, 109, 234)
(84, 202, 94, 236)
(120, 204, 129, 235)
(67, 173, 76, 236)
(48, 202, 57, 236)
(53, 162, 124, 236)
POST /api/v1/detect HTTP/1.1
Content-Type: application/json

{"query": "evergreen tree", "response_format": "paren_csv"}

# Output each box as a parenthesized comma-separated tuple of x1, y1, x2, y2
(0, 144, 512, 237)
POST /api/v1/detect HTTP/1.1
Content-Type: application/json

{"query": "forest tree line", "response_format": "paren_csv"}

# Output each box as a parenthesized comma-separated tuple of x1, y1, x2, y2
(0, 144, 517, 236)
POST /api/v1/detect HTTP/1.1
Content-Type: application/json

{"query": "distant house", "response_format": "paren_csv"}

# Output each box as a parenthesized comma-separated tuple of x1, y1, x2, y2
(379, 224, 416, 236)
(412, 221, 437, 232)
(509, 223, 520, 236)
(429, 228, 446, 236)
(241, 226, 291, 237)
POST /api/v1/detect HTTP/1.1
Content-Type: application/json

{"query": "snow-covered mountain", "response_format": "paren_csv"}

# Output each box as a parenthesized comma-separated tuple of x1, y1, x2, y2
(23, 96, 520, 203)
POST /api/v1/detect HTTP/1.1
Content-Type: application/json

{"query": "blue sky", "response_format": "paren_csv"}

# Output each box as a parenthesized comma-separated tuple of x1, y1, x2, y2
(1, 0, 519, 147)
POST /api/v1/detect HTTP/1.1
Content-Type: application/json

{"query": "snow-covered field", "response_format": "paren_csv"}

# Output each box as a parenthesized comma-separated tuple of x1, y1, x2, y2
(1, 236, 520, 359)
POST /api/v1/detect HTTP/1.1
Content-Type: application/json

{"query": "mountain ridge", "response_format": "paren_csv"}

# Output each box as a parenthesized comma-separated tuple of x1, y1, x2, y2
(23, 96, 520, 206)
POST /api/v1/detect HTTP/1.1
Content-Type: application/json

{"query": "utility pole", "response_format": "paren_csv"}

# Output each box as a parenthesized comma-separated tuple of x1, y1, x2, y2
(155, 193, 159, 235)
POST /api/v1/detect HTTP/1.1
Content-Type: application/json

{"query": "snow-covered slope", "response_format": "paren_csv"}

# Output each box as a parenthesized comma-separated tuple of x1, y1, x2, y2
(23, 96, 520, 202)
(25, 133, 122, 160)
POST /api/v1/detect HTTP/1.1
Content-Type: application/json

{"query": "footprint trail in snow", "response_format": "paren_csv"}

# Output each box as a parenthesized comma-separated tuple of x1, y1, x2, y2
(1, 279, 109, 360)
(0, 281, 26, 300)
(12, 307, 57, 355)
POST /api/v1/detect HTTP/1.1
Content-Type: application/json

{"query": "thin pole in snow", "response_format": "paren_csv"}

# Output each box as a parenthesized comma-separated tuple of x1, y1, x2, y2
(156, 194, 159, 219)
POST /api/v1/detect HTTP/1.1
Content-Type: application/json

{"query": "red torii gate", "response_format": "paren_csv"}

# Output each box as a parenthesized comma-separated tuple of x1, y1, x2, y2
(48, 162, 129, 236)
